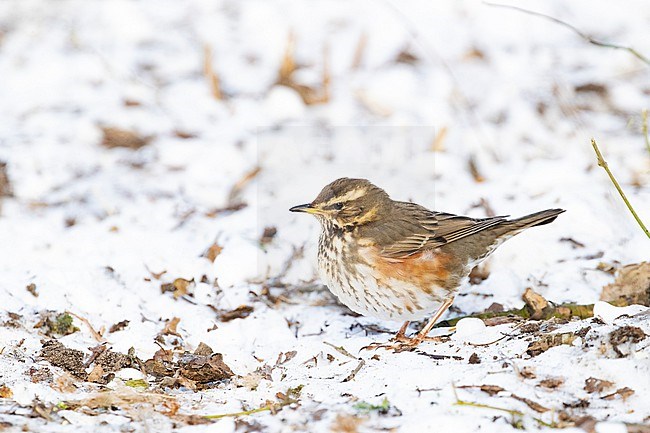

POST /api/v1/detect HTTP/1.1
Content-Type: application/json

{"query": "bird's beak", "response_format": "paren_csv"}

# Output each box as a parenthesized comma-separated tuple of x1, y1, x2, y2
(289, 203, 322, 215)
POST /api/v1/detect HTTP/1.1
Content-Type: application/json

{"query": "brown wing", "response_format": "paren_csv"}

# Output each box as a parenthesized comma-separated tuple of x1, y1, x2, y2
(367, 202, 508, 259)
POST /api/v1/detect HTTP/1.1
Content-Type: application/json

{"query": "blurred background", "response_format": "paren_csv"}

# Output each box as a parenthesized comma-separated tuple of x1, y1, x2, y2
(0, 1, 649, 431)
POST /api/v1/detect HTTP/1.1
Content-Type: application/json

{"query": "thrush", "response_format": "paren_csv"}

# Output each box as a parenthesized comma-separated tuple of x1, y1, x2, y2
(290, 178, 564, 351)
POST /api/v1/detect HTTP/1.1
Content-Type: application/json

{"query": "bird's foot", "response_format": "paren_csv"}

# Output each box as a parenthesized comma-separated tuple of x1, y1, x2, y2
(362, 333, 444, 352)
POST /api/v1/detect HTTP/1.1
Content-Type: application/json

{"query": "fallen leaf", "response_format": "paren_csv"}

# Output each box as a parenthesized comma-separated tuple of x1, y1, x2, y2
(609, 326, 646, 357)
(522, 288, 551, 320)
(218, 305, 254, 322)
(331, 413, 364, 433)
(100, 126, 151, 149)
(584, 377, 614, 394)
(109, 320, 130, 333)
(512, 394, 549, 413)
(480, 385, 504, 396)
(0, 161, 12, 198)
(202, 241, 223, 263)
(601, 387, 634, 401)
(519, 366, 536, 379)
(160, 317, 181, 337)
(526, 332, 576, 356)
(538, 377, 564, 389)
(26, 283, 38, 297)
(161, 278, 195, 299)
(468, 353, 481, 364)
(394, 46, 419, 64)
(260, 226, 278, 245)
(0, 385, 12, 399)
(601, 262, 650, 307)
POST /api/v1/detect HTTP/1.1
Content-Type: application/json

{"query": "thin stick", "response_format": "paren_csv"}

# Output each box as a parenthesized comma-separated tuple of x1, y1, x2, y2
(204, 405, 274, 419)
(590, 139, 650, 239)
(485, 2, 650, 66)
(642, 109, 650, 155)
(67, 311, 105, 342)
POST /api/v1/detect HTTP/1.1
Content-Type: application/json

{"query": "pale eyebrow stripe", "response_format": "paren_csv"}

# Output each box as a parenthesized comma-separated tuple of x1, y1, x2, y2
(323, 187, 367, 205)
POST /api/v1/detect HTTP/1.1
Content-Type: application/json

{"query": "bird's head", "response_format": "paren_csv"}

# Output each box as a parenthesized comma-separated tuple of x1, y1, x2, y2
(290, 178, 391, 229)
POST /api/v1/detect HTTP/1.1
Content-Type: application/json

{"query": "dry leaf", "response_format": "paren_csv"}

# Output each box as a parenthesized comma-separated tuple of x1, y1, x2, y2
(527, 332, 576, 356)
(601, 387, 634, 401)
(512, 394, 549, 413)
(202, 241, 223, 263)
(26, 283, 38, 297)
(331, 413, 364, 433)
(522, 287, 550, 319)
(609, 326, 646, 357)
(0, 161, 12, 198)
(260, 226, 277, 245)
(600, 262, 650, 307)
(584, 377, 614, 394)
(218, 305, 254, 322)
(0, 385, 12, 399)
(161, 317, 181, 337)
(109, 320, 129, 333)
(519, 366, 537, 379)
(161, 278, 195, 299)
(538, 377, 564, 389)
(394, 46, 419, 64)
(67, 386, 173, 409)
(101, 127, 151, 149)
(479, 385, 504, 396)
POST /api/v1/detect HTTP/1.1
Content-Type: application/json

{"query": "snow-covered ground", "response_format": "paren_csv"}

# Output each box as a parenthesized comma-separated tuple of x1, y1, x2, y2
(0, 0, 649, 431)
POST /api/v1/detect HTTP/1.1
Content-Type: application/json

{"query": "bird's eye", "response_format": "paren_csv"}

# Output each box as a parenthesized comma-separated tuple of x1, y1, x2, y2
(334, 202, 344, 210)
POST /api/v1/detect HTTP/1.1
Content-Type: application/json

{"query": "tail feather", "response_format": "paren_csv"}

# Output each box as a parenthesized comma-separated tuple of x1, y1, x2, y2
(511, 208, 565, 228)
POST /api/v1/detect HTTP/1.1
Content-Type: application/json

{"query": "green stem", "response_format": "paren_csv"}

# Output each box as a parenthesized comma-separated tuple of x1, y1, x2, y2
(204, 405, 273, 419)
(641, 110, 650, 153)
(591, 139, 650, 239)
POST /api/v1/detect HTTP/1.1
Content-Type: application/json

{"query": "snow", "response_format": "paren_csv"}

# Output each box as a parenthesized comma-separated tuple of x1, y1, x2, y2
(0, 0, 649, 432)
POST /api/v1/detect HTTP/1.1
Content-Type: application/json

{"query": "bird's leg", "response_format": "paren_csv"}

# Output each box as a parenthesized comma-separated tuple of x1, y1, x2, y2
(362, 298, 454, 352)
(414, 297, 454, 343)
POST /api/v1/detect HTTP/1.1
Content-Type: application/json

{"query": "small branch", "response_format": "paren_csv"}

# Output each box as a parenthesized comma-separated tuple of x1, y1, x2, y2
(591, 139, 650, 239)
(485, 2, 650, 66)
(67, 311, 105, 342)
(434, 303, 594, 328)
(342, 359, 365, 382)
(204, 405, 274, 420)
(323, 341, 357, 360)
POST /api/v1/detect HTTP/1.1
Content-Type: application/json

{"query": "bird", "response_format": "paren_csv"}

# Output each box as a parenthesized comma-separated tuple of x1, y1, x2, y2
(290, 178, 564, 351)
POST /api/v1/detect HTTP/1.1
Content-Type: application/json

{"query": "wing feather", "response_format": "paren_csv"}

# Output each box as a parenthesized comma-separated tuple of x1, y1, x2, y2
(366, 202, 508, 259)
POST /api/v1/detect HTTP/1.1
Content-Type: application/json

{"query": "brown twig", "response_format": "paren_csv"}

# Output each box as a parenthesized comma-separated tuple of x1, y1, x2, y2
(590, 139, 650, 239)
(342, 359, 365, 382)
(203, 44, 223, 100)
(67, 311, 105, 342)
(485, 2, 650, 66)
